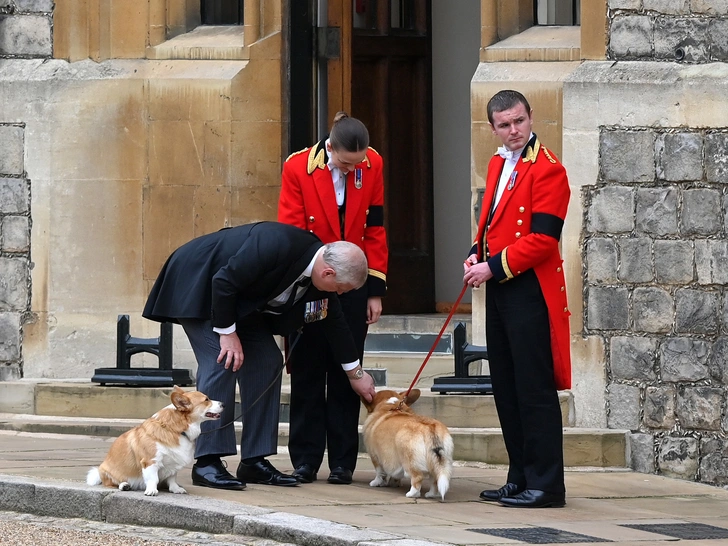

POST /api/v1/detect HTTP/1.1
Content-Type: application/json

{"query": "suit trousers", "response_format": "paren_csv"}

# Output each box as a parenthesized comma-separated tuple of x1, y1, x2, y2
(180, 318, 283, 461)
(287, 286, 368, 472)
(485, 269, 565, 494)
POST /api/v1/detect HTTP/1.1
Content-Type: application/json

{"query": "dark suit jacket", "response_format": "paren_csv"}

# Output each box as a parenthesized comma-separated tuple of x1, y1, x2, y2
(143, 221, 358, 363)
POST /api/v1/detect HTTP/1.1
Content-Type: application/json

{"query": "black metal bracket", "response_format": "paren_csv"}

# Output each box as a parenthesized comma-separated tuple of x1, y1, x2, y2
(431, 322, 493, 394)
(91, 315, 194, 387)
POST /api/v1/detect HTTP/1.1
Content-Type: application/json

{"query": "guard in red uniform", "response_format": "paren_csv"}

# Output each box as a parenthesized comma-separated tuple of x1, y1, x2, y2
(278, 112, 388, 485)
(463, 90, 571, 508)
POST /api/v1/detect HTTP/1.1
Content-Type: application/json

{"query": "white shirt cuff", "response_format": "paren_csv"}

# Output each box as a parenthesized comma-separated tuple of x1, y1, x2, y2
(341, 360, 360, 371)
(213, 324, 236, 335)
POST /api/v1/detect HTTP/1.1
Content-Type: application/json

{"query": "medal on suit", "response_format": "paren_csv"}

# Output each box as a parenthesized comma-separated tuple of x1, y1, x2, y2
(507, 170, 518, 190)
(304, 298, 329, 323)
(355, 168, 362, 189)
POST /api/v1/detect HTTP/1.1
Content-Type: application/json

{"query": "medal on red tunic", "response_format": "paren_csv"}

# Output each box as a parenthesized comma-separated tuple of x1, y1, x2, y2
(355, 168, 362, 189)
(507, 170, 518, 190)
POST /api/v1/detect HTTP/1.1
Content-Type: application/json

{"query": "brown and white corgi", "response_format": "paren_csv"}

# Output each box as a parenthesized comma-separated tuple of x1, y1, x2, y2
(86, 386, 223, 496)
(361, 389, 454, 501)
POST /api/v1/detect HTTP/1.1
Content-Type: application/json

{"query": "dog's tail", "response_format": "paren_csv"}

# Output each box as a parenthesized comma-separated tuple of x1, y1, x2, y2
(429, 430, 454, 500)
(86, 467, 102, 486)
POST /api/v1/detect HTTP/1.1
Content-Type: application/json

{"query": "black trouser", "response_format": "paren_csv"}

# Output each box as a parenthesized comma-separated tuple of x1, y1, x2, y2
(287, 286, 368, 472)
(485, 269, 565, 493)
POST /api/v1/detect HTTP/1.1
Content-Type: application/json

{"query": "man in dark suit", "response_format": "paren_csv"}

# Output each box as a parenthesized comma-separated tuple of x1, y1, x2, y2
(143, 221, 376, 491)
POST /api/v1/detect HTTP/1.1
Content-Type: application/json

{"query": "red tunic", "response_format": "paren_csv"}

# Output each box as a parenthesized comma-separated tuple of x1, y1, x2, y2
(473, 138, 572, 390)
(278, 140, 388, 296)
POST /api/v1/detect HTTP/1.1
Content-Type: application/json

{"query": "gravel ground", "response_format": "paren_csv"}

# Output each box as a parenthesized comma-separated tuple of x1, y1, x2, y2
(0, 511, 295, 546)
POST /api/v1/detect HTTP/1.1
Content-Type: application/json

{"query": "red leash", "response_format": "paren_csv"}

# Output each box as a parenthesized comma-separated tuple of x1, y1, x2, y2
(403, 282, 469, 399)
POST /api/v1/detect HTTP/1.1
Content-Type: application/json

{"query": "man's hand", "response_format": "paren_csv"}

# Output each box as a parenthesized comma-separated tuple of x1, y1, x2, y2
(348, 370, 376, 402)
(217, 332, 244, 372)
(463, 254, 494, 288)
(366, 296, 382, 325)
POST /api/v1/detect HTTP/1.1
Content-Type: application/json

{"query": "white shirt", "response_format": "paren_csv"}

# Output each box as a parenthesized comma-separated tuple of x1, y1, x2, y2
(326, 139, 346, 206)
(493, 133, 533, 209)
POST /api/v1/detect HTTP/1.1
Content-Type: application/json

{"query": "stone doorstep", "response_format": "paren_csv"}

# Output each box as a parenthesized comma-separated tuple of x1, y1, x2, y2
(0, 413, 628, 468)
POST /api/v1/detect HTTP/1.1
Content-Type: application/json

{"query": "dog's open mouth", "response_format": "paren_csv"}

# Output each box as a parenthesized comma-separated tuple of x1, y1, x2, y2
(205, 412, 221, 419)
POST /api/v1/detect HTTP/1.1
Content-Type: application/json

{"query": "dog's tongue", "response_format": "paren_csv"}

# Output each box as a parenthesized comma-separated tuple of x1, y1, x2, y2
(205, 412, 221, 419)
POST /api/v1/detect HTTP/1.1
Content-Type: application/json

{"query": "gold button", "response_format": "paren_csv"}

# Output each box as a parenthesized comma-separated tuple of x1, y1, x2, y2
(366, 209, 370, 215)
(563, 307, 568, 312)
(309, 229, 314, 233)
(361, 236, 365, 241)
(556, 267, 562, 272)
(515, 232, 521, 238)
(519, 206, 525, 213)
(363, 223, 367, 229)
(561, 286, 565, 292)
(517, 271, 521, 275)
(517, 219, 523, 226)
(309, 216, 315, 223)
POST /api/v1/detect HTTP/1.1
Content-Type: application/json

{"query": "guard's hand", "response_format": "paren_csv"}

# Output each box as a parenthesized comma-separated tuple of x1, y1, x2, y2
(464, 260, 493, 289)
(217, 332, 244, 372)
(349, 372, 376, 403)
(366, 296, 383, 325)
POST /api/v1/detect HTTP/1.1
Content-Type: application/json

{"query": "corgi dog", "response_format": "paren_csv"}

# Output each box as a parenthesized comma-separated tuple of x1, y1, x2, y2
(86, 386, 223, 496)
(361, 389, 454, 501)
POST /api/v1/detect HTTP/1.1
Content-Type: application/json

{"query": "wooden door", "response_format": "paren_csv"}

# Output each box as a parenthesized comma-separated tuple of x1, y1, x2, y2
(327, 0, 435, 314)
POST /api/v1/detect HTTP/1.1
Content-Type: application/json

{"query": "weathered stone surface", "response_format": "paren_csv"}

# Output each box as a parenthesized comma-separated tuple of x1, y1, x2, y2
(700, 437, 728, 486)
(656, 132, 703, 181)
(0, 126, 23, 175)
(0, 178, 29, 213)
(0, 15, 52, 57)
(610, 336, 657, 380)
(708, 337, 728, 385)
(695, 239, 728, 285)
(607, 383, 641, 430)
(15, 0, 55, 12)
(677, 386, 723, 430)
(675, 288, 719, 334)
(654, 17, 710, 62)
(1, 215, 29, 252)
(609, 0, 641, 9)
(618, 238, 653, 283)
(654, 240, 693, 284)
(587, 186, 635, 233)
(705, 132, 728, 182)
(692, 0, 728, 16)
(0, 257, 28, 310)
(0, 362, 21, 381)
(708, 19, 728, 62)
(587, 238, 618, 283)
(610, 15, 653, 59)
(658, 436, 698, 479)
(633, 287, 673, 333)
(629, 433, 656, 474)
(680, 188, 721, 236)
(587, 287, 629, 330)
(643, 386, 676, 429)
(600, 130, 655, 183)
(643, 0, 690, 14)
(0, 312, 20, 361)
(660, 337, 710, 382)
(635, 187, 678, 236)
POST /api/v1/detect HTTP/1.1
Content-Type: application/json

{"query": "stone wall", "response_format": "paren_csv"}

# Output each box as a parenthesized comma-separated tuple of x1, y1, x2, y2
(0, 0, 52, 58)
(0, 123, 30, 380)
(584, 126, 728, 486)
(608, 0, 728, 61)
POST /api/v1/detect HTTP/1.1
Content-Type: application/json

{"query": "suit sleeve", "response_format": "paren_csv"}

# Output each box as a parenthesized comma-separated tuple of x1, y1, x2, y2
(363, 153, 388, 296)
(278, 160, 307, 229)
(487, 162, 570, 282)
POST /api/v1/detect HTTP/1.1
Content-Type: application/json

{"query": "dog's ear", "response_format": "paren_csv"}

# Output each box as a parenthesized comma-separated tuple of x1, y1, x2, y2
(403, 389, 421, 406)
(170, 389, 192, 411)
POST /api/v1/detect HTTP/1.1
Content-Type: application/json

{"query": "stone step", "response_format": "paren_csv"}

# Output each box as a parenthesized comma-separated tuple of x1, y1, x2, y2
(0, 413, 628, 468)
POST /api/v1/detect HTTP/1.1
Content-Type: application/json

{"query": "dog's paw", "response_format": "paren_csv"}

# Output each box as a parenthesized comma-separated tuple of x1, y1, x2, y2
(369, 477, 387, 487)
(169, 485, 187, 494)
(118, 482, 131, 491)
(425, 489, 439, 499)
(405, 487, 421, 498)
(144, 487, 159, 496)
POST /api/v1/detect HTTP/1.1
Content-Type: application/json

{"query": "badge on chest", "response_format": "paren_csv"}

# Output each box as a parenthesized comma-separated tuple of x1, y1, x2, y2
(304, 299, 329, 323)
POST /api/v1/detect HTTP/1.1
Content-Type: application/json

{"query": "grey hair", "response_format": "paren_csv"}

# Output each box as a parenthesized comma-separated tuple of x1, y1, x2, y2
(322, 241, 368, 288)
(487, 90, 531, 125)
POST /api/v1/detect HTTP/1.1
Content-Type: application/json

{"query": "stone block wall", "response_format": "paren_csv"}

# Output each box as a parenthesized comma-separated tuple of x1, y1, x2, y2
(585, 126, 728, 486)
(0, 123, 30, 380)
(608, 0, 728, 61)
(0, 0, 52, 58)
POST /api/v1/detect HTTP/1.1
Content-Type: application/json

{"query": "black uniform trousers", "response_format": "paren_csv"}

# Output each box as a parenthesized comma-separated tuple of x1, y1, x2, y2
(485, 269, 565, 494)
(287, 286, 369, 472)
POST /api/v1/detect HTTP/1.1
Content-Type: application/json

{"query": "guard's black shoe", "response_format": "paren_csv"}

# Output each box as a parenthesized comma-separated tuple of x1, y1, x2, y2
(479, 482, 524, 502)
(327, 466, 353, 485)
(498, 489, 566, 508)
(292, 464, 318, 483)
(236, 459, 299, 486)
(191, 459, 246, 490)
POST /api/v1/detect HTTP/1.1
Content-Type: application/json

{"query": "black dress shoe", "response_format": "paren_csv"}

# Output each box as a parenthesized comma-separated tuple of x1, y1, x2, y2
(292, 464, 318, 484)
(191, 460, 246, 490)
(327, 466, 353, 485)
(236, 459, 299, 486)
(479, 482, 524, 502)
(498, 489, 566, 508)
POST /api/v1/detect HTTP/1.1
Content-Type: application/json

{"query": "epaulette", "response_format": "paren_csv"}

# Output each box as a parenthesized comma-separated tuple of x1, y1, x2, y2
(307, 140, 328, 174)
(541, 146, 557, 164)
(521, 138, 541, 164)
(285, 148, 309, 162)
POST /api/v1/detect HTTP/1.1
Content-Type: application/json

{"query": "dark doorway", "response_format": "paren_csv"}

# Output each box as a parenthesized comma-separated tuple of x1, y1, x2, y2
(288, 1, 316, 152)
(201, 1, 243, 25)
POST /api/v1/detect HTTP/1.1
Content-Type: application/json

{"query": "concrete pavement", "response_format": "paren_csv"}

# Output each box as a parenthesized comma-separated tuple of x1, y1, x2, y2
(2, 429, 728, 546)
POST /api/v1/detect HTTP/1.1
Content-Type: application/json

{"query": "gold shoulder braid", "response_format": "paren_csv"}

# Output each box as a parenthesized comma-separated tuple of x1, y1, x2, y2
(307, 146, 327, 174)
(285, 148, 308, 162)
(542, 147, 557, 164)
(521, 138, 541, 164)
